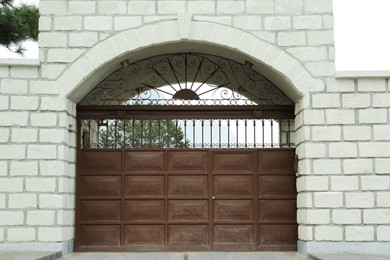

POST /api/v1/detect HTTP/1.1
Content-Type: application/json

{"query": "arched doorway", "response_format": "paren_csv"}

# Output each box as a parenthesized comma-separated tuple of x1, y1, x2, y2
(75, 53, 297, 251)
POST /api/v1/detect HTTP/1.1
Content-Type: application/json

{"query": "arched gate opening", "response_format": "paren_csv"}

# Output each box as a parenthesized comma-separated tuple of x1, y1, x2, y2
(76, 53, 297, 252)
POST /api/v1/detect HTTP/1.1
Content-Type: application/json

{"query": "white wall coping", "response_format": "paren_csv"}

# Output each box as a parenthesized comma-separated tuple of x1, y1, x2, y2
(336, 70, 390, 78)
(0, 58, 40, 67)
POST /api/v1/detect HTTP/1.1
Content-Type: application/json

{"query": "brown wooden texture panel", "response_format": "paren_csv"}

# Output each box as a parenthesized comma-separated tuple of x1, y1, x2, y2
(80, 151, 122, 173)
(124, 151, 165, 172)
(79, 176, 121, 197)
(212, 153, 253, 174)
(214, 225, 255, 244)
(79, 225, 121, 247)
(168, 176, 208, 197)
(168, 151, 207, 173)
(79, 200, 121, 222)
(124, 200, 165, 222)
(258, 150, 295, 174)
(125, 176, 164, 197)
(168, 225, 208, 246)
(214, 200, 253, 221)
(259, 200, 297, 223)
(124, 225, 165, 246)
(168, 200, 208, 221)
(258, 175, 296, 197)
(214, 176, 253, 196)
(259, 224, 297, 247)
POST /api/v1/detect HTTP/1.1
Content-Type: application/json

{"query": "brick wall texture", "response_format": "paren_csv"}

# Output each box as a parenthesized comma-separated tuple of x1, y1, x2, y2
(0, 0, 389, 248)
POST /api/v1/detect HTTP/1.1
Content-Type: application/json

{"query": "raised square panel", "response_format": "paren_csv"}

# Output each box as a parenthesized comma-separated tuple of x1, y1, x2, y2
(80, 200, 121, 222)
(124, 225, 165, 246)
(259, 224, 297, 246)
(259, 200, 296, 223)
(125, 176, 164, 197)
(213, 153, 253, 174)
(258, 175, 296, 197)
(124, 200, 165, 222)
(79, 225, 121, 247)
(168, 200, 208, 221)
(79, 176, 121, 197)
(214, 176, 253, 196)
(168, 151, 207, 173)
(168, 225, 208, 246)
(258, 150, 295, 174)
(168, 176, 208, 197)
(80, 151, 121, 173)
(214, 225, 254, 244)
(214, 200, 253, 221)
(125, 151, 164, 172)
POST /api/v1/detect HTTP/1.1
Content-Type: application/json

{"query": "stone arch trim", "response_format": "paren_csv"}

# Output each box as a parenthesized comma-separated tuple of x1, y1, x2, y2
(57, 18, 315, 104)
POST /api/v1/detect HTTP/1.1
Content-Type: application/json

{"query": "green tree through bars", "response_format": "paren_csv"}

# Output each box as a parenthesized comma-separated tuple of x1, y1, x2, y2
(98, 119, 189, 149)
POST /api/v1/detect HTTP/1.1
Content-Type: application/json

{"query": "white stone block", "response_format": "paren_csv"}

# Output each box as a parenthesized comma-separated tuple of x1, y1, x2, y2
(0, 228, 3, 242)
(373, 93, 390, 107)
(359, 109, 387, 124)
(315, 226, 343, 241)
(314, 192, 343, 208)
(298, 225, 313, 241)
(297, 176, 329, 191)
(313, 159, 342, 175)
(329, 142, 358, 158)
(114, 16, 142, 31)
(364, 209, 390, 224)
(0, 145, 26, 159)
(7, 228, 35, 242)
(264, 17, 291, 30)
(47, 48, 85, 63)
(40, 161, 66, 176)
(39, 194, 63, 209)
(298, 209, 330, 224)
(40, 129, 68, 143)
(69, 32, 98, 47)
(302, 110, 325, 125)
(26, 178, 56, 192)
(361, 176, 389, 191)
(306, 61, 335, 77)
(39, 1, 67, 15)
(308, 30, 334, 45)
(293, 15, 322, 29)
(27, 211, 56, 226)
(98, 1, 126, 14)
(53, 16, 82, 31)
(343, 126, 371, 141)
(84, 16, 113, 31)
(30, 81, 60, 95)
(376, 159, 390, 174)
(10, 67, 38, 79)
(252, 31, 276, 43)
(358, 78, 386, 92)
(346, 192, 374, 208)
(10, 161, 38, 176)
(158, 1, 186, 14)
(302, 143, 326, 158)
(1, 79, 28, 94)
(326, 78, 355, 92)
(246, 0, 274, 14)
(0, 194, 4, 208)
(342, 93, 371, 108)
(343, 159, 373, 174)
(377, 226, 390, 241)
(331, 176, 359, 191)
(188, 1, 215, 14)
(41, 64, 66, 79)
(38, 227, 62, 242)
(10, 96, 38, 110)
(57, 210, 75, 225)
(346, 226, 374, 241)
(287, 47, 327, 61)
(297, 192, 313, 208)
(305, 0, 333, 13)
(278, 32, 306, 46)
(39, 32, 67, 47)
(234, 16, 262, 30)
(217, 1, 245, 14)
(373, 125, 390, 141)
(0, 96, 9, 110)
(323, 15, 334, 28)
(0, 128, 9, 142)
(128, 1, 155, 15)
(41, 96, 68, 111)
(312, 126, 341, 141)
(27, 145, 57, 159)
(39, 16, 52, 31)
(377, 192, 390, 207)
(312, 93, 340, 108)
(276, 0, 303, 14)
(30, 113, 57, 127)
(326, 109, 355, 125)
(9, 194, 37, 209)
(0, 211, 24, 225)
(359, 143, 390, 157)
(333, 209, 361, 224)
(68, 1, 96, 14)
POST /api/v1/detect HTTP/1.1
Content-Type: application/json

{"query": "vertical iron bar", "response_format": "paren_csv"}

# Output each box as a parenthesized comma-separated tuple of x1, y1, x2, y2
(245, 119, 247, 148)
(210, 120, 213, 148)
(132, 119, 135, 148)
(176, 119, 178, 148)
(184, 120, 187, 147)
(279, 119, 282, 148)
(158, 120, 161, 148)
(271, 120, 274, 148)
(227, 119, 230, 148)
(219, 119, 221, 148)
(185, 54, 187, 89)
(149, 119, 152, 148)
(141, 120, 144, 148)
(123, 120, 126, 148)
(262, 119, 265, 148)
(254, 120, 256, 148)
(105, 120, 108, 149)
(114, 120, 117, 148)
(88, 119, 91, 149)
(201, 120, 204, 148)
(192, 120, 195, 148)
(288, 119, 291, 147)
(167, 120, 170, 148)
(236, 119, 239, 148)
